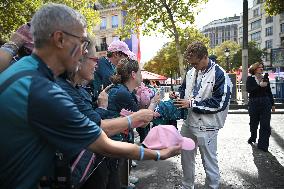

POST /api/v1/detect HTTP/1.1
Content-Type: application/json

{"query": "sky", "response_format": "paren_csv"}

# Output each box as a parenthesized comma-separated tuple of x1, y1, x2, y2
(140, 0, 254, 64)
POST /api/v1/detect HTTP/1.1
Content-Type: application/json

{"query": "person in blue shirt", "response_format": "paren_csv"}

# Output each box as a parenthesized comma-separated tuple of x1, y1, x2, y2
(57, 35, 159, 189)
(103, 58, 160, 189)
(0, 4, 180, 189)
(92, 40, 133, 105)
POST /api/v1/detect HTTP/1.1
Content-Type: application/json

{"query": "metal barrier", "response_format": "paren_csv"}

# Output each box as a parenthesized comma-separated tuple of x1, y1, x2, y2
(161, 81, 284, 104)
(235, 81, 284, 103)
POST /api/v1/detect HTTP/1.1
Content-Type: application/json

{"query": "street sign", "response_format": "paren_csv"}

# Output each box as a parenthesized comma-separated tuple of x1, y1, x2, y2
(271, 48, 284, 67)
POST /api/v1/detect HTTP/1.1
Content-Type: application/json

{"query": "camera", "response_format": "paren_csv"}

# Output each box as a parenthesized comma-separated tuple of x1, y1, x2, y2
(263, 73, 269, 82)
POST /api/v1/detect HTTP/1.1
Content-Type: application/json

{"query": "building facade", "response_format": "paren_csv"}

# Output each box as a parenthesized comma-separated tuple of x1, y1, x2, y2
(238, 0, 284, 67)
(201, 15, 240, 48)
(93, 3, 140, 60)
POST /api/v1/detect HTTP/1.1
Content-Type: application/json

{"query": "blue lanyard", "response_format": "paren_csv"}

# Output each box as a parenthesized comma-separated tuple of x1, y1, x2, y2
(192, 72, 202, 97)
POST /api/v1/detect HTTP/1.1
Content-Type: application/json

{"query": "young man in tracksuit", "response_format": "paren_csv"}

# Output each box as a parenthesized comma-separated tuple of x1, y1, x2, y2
(174, 42, 232, 189)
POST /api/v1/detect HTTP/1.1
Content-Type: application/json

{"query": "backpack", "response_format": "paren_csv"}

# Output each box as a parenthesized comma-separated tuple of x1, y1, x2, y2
(0, 70, 98, 189)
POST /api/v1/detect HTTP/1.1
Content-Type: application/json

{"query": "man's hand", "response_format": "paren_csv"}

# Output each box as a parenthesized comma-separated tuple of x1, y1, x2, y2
(130, 109, 156, 128)
(159, 145, 181, 160)
(97, 90, 108, 109)
(259, 81, 268, 87)
(173, 98, 191, 109)
(272, 106, 276, 112)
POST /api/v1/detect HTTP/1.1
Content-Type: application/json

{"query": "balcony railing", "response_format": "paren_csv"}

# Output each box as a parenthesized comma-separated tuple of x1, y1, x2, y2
(96, 43, 108, 52)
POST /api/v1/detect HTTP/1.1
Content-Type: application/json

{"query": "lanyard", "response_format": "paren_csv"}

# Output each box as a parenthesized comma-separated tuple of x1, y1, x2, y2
(192, 71, 203, 97)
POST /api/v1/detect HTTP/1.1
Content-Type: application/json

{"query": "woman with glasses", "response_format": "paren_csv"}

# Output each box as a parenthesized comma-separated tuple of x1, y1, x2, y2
(56, 35, 160, 188)
(246, 62, 275, 152)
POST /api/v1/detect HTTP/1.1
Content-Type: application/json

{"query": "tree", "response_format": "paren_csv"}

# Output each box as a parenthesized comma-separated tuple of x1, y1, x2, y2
(0, 0, 100, 42)
(213, 40, 240, 71)
(232, 41, 263, 69)
(211, 41, 263, 72)
(264, 0, 284, 16)
(114, 0, 208, 78)
(143, 27, 209, 77)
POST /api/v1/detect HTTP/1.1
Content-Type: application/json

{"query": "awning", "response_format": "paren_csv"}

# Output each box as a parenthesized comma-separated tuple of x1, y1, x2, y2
(141, 70, 167, 80)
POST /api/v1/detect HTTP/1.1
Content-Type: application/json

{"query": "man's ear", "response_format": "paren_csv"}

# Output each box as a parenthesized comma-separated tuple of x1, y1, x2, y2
(52, 31, 64, 49)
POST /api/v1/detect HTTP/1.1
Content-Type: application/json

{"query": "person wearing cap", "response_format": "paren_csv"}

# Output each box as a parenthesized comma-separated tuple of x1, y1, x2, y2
(246, 62, 275, 152)
(92, 40, 133, 105)
(90, 58, 160, 189)
(0, 4, 181, 189)
(174, 41, 231, 189)
(0, 22, 33, 72)
(56, 34, 159, 188)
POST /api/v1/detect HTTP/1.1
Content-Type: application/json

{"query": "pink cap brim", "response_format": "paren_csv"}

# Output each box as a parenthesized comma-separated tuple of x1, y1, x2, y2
(182, 137, 195, 150)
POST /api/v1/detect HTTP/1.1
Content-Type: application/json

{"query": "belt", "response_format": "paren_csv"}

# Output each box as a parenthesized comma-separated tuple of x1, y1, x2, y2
(190, 125, 219, 131)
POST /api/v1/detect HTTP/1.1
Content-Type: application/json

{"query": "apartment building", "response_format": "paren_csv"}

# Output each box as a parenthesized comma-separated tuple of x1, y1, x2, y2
(93, 3, 140, 60)
(201, 15, 240, 48)
(238, 0, 284, 66)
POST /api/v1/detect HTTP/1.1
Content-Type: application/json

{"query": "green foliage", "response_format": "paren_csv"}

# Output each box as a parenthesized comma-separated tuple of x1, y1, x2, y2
(111, 0, 208, 77)
(264, 0, 284, 16)
(233, 41, 263, 69)
(211, 41, 263, 72)
(213, 40, 240, 70)
(0, 0, 100, 42)
(143, 27, 209, 77)
(0, 0, 41, 41)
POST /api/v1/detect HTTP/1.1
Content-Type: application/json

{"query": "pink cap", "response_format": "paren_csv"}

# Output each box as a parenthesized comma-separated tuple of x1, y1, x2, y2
(108, 40, 132, 58)
(128, 51, 137, 61)
(15, 23, 34, 51)
(143, 125, 195, 151)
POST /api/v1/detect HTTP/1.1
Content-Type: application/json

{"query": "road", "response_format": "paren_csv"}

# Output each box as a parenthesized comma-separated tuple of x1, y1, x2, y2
(132, 114, 284, 189)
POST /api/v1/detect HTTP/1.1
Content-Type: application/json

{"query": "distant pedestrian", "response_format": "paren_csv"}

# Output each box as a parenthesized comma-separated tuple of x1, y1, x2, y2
(175, 41, 231, 189)
(246, 62, 275, 152)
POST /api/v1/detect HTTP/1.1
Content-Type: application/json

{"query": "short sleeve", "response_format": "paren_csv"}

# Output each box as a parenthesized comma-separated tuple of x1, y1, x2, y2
(28, 77, 102, 158)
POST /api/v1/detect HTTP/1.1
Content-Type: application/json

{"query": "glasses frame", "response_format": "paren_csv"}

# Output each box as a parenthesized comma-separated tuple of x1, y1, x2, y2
(62, 31, 90, 51)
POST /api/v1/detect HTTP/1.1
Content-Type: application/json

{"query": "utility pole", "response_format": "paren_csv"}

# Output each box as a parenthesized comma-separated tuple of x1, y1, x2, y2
(242, 0, 248, 104)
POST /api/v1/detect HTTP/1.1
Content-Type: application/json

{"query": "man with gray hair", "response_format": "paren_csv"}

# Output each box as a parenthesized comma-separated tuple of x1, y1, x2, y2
(0, 3, 180, 189)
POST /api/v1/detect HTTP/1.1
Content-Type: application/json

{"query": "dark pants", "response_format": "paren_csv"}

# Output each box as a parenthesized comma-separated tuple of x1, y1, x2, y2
(82, 155, 121, 189)
(248, 97, 272, 150)
(136, 124, 150, 143)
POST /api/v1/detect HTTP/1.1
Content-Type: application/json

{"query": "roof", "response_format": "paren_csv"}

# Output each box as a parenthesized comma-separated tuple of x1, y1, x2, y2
(141, 70, 167, 80)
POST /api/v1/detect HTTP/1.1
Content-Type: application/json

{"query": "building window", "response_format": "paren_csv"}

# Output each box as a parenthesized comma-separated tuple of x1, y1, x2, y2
(100, 17, 107, 30)
(265, 16, 273, 24)
(265, 40, 273, 49)
(112, 15, 119, 28)
(251, 20, 261, 30)
(112, 36, 120, 41)
(281, 23, 284, 33)
(253, 8, 260, 17)
(265, 27, 273, 36)
(239, 27, 243, 34)
(251, 31, 261, 41)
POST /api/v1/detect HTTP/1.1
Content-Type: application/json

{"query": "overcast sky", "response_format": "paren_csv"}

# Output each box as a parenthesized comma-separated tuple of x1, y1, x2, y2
(140, 0, 254, 64)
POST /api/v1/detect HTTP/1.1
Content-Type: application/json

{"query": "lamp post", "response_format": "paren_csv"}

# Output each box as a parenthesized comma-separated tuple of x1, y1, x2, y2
(224, 48, 230, 73)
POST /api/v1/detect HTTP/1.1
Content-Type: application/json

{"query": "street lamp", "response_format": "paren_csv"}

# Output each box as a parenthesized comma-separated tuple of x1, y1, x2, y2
(224, 48, 230, 72)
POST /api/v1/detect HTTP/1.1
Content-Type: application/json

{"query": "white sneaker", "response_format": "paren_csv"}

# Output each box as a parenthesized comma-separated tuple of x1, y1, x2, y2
(131, 161, 137, 167)
(129, 176, 139, 184)
(127, 182, 135, 189)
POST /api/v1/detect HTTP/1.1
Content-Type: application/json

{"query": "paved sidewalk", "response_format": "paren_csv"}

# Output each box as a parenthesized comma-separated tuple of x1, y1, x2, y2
(132, 114, 284, 189)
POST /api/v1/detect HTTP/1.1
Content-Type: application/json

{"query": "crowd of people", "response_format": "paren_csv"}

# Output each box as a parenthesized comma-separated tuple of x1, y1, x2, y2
(0, 2, 276, 189)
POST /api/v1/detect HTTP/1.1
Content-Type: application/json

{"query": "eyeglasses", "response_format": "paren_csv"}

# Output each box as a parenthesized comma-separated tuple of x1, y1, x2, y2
(87, 56, 98, 63)
(62, 31, 90, 51)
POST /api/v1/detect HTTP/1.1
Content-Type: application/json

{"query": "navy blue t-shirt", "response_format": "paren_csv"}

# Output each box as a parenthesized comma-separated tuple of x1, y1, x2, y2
(92, 57, 115, 101)
(0, 55, 102, 189)
(107, 84, 138, 141)
(56, 78, 103, 125)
